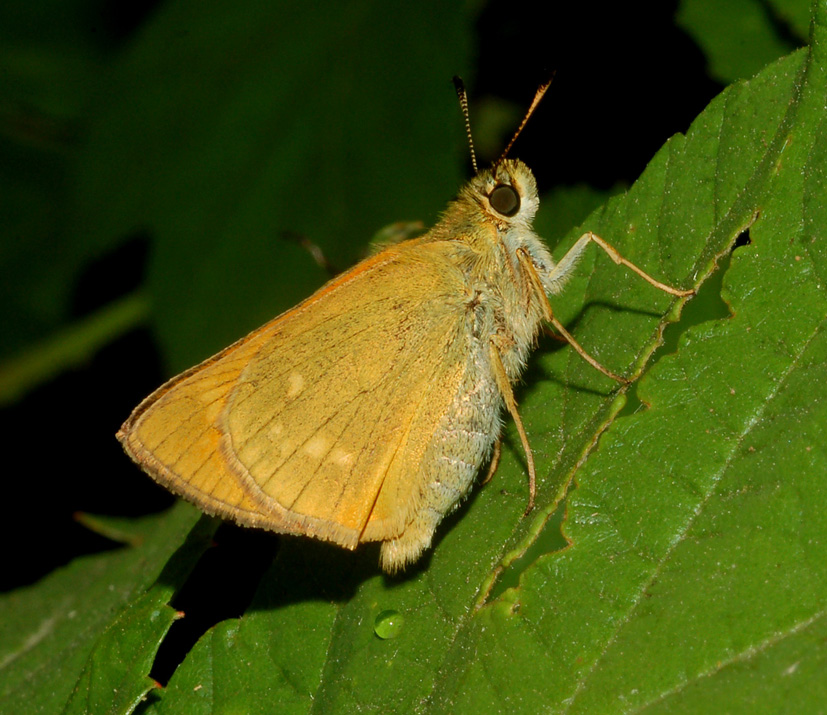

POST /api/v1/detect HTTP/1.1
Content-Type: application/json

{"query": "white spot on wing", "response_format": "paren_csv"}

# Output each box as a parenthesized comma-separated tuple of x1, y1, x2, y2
(304, 434, 329, 459)
(287, 372, 304, 398)
(331, 447, 354, 468)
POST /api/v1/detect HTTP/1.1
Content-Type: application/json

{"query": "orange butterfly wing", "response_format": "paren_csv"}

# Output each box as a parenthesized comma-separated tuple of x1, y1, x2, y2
(118, 238, 476, 549)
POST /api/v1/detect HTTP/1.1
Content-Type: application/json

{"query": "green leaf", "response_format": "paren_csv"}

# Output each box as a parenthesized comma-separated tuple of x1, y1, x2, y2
(0, 504, 209, 715)
(676, 0, 808, 83)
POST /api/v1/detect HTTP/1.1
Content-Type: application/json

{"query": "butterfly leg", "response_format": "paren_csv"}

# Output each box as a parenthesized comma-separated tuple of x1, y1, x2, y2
(480, 438, 501, 486)
(489, 340, 537, 515)
(522, 234, 693, 380)
(544, 231, 695, 297)
(516, 248, 628, 384)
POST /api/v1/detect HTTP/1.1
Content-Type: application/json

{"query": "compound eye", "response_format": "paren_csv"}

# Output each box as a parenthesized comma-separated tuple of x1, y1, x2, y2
(489, 184, 520, 217)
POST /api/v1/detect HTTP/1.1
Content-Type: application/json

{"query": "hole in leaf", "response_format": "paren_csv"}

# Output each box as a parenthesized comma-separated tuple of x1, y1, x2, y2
(732, 227, 752, 250)
(487, 501, 568, 602)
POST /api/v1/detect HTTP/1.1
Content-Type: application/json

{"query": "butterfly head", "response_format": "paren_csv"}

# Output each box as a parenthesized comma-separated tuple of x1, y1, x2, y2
(462, 158, 540, 230)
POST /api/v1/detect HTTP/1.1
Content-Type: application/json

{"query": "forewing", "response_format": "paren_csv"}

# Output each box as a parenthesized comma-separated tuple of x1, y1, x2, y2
(226, 241, 473, 546)
(118, 240, 473, 549)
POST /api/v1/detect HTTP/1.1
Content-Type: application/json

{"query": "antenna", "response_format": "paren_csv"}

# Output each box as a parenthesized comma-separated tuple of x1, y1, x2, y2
(496, 73, 556, 165)
(452, 76, 478, 174)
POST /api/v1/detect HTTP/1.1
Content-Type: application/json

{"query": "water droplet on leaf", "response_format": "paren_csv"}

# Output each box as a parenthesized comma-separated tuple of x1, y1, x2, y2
(374, 609, 404, 639)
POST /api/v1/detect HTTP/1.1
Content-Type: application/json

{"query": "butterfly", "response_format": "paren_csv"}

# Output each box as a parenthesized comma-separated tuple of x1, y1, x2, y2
(118, 80, 692, 572)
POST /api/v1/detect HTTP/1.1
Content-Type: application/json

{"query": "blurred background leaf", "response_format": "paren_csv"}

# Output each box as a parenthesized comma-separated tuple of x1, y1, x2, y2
(676, 0, 810, 83)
